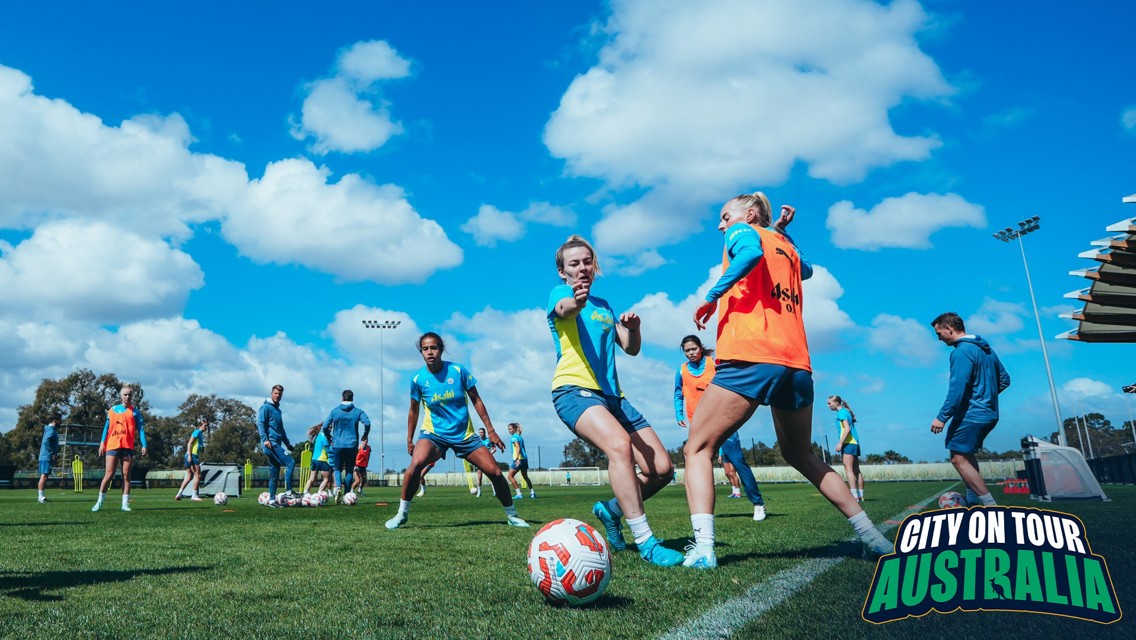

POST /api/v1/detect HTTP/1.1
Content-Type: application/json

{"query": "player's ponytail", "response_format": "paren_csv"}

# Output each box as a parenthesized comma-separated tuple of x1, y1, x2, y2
(728, 191, 773, 227)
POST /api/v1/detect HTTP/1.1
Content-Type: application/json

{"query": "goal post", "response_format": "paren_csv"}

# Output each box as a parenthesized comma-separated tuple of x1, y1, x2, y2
(548, 466, 603, 486)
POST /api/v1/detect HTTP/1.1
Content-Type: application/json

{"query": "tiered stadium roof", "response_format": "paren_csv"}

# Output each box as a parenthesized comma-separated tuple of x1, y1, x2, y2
(1059, 193, 1136, 342)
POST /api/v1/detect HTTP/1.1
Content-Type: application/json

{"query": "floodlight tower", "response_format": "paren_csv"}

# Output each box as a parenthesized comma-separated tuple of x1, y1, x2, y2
(993, 216, 1069, 447)
(362, 319, 401, 481)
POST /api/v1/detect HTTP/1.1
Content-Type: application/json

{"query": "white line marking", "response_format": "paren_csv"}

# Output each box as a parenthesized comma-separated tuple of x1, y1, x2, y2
(657, 484, 958, 639)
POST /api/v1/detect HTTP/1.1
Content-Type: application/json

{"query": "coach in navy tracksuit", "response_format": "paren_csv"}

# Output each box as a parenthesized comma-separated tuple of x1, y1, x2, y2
(929, 312, 1010, 507)
(258, 384, 295, 505)
(323, 389, 371, 497)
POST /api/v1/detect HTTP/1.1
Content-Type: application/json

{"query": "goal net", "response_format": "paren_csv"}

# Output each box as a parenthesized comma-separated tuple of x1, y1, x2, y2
(548, 466, 603, 486)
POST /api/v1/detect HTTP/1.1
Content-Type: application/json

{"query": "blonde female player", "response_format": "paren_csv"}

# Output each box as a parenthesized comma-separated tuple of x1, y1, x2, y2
(828, 395, 865, 502)
(385, 332, 527, 529)
(548, 235, 683, 567)
(681, 193, 892, 569)
(92, 386, 147, 512)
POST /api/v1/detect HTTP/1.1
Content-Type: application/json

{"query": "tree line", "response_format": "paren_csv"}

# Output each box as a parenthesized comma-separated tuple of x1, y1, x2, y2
(0, 369, 267, 470)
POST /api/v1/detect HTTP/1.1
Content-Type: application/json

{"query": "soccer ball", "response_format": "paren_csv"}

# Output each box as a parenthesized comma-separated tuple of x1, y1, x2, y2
(470, 486, 478, 495)
(276, 492, 288, 505)
(257, 491, 271, 506)
(316, 491, 329, 506)
(527, 518, 611, 606)
(213, 493, 228, 506)
(938, 491, 965, 509)
(301, 494, 313, 507)
(342, 491, 358, 506)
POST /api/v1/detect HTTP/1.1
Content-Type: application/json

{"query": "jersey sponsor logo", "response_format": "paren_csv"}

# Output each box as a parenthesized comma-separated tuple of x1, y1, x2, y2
(590, 309, 614, 332)
(770, 282, 801, 314)
(429, 389, 456, 403)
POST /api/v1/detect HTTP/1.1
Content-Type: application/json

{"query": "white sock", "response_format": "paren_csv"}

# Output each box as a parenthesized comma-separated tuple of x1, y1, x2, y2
(605, 498, 624, 518)
(399, 499, 412, 514)
(626, 514, 653, 545)
(848, 510, 876, 537)
(192, 492, 199, 498)
(976, 492, 997, 506)
(731, 486, 741, 494)
(691, 513, 715, 547)
(96, 492, 106, 503)
(122, 495, 130, 505)
(38, 490, 45, 499)
(505, 505, 519, 517)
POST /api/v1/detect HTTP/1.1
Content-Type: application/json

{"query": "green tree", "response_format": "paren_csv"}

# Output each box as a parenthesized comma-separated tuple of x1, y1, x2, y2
(1053, 413, 1133, 458)
(864, 450, 912, 464)
(172, 394, 265, 467)
(0, 369, 145, 469)
(562, 437, 607, 469)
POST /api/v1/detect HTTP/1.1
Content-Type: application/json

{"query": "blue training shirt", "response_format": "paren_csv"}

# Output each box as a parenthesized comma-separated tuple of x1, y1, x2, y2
(835, 408, 859, 445)
(511, 433, 528, 461)
(410, 361, 478, 441)
(547, 283, 623, 397)
(39, 424, 59, 460)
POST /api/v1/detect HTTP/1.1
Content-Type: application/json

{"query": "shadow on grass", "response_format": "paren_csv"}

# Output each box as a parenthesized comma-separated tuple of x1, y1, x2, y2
(541, 594, 634, 610)
(415, 519, 547, 529)
(0, 565, 209, 602)
(0, 521, 86, 527)
(717, 512, 785, 520)
(712, 539, 871, 566)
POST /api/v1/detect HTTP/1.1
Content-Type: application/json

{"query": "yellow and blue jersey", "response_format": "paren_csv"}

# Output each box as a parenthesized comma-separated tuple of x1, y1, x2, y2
(511, 433, 528, 461)
(410, 362, 478, 441)
(836, 408, 858, 445)
(312, 431, 330, 464)
(188, 428, 204, 456)
(547, 284, 622, 396)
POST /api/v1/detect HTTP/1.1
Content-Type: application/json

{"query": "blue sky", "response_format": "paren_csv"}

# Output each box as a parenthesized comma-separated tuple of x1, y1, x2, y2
(2, 0, 1135, 471)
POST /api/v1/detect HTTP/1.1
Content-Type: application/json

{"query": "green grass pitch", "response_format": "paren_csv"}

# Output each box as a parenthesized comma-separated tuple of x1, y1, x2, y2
(1, 482, 1132, 639)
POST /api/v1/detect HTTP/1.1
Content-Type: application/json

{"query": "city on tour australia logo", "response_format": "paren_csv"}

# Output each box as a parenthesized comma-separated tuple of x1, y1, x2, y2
(863, 506, 1121, 625)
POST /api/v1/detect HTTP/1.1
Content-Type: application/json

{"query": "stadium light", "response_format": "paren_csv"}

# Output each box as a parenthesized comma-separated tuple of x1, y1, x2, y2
(363, 319, 401, 481)
(992, 216, 1069, 447)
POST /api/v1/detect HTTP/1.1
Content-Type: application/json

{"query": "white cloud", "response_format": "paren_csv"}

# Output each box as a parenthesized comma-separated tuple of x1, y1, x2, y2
(0, 64, 248, 237)
(223, 158, 462, 284)
(0, 220, 203, 323)
(461, 205, 525, 247)
(462, 202, 577, 247)
(1063, 378, 1113, 400)
(1122, 105, 1136, 134)
(826, 192, 986, 250)
(291, 40, 411, 154)
(867, 313, 940, 367)
(547, 0, 950, 189)
(545, 0, 952, 258)
(966, 298, 1025, 336)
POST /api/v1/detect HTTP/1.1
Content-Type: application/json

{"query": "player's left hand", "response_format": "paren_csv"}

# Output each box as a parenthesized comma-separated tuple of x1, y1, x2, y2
(141, 447, 148, 457)
(619, 312, 640, 331)
(694, 300, 716, 330)
(930, 419, 945, 434)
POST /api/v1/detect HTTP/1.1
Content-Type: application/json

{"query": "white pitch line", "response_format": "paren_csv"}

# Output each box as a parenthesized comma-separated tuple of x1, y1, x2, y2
(657, 485, 959, 640)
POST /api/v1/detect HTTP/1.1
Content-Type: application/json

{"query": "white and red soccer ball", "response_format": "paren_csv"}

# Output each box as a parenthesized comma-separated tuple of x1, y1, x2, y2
(527, 518, 611, 606)
(938, 491, 965, 509)
(342, 491, 358, 506)
(257, 491, 271, 506)
(213, 492, 228, 506)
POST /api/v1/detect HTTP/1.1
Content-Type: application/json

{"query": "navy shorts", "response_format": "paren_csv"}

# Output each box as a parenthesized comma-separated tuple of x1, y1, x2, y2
(710, 362, 813, 410)
(552, 386, 650, 434)
(946, 419, 997, 455)
(311, 460, 332, 473)
(184, 454, 200, 468)
(419, 433, 487, 460)
(38, 459, 52, 475)
(841, 444, 861, 458)
(511, 459, 529, 471)
(106, 448, 134, 458)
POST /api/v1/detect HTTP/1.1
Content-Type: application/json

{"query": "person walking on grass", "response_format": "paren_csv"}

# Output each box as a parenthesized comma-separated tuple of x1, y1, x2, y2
(303, 423, 334, 496)
(92, 386, 147, 512)
(929, 312, 1011, 506)
(385, 332, 527, 529)
(827, 396, 864, 502)
(682, 193, 893, 569)
(676, 334, 767, 521)
(548, 235, 683, 567)
(175, 418, 210, 501)
(258, 384, 296, 508)
(37, 412, 61, 504)
(352, 442, 371, 497)
(508, 422, 535, 500)
(323, 389, 371, 503)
